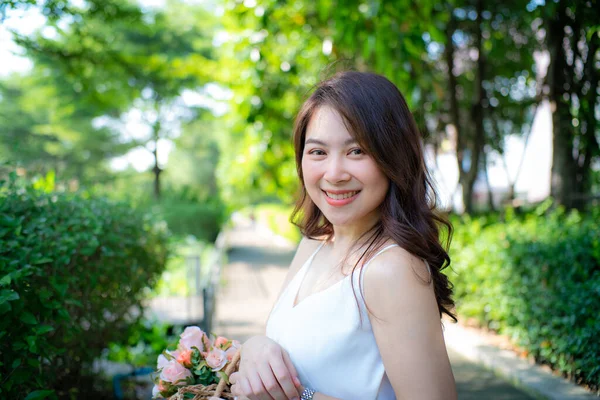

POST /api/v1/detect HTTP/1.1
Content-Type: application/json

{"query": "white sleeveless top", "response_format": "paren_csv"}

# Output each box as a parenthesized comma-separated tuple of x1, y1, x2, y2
(266, 242, 399, 400)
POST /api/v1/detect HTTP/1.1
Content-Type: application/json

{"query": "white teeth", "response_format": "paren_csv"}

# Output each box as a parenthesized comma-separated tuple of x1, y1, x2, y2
(325, 191, 359, 200)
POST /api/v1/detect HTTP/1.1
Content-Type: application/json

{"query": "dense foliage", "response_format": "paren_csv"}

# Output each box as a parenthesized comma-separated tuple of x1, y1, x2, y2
(0, 174, 170, 399)
(451, 204, 600, 392)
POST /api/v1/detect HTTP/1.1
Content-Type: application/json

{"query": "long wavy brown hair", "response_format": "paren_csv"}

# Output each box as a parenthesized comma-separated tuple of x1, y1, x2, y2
(291, 71, 456, 322)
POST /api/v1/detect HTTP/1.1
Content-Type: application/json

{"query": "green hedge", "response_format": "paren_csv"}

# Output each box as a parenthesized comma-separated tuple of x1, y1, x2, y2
(0, 176, 170, 399)
(451, 204, 600, 392)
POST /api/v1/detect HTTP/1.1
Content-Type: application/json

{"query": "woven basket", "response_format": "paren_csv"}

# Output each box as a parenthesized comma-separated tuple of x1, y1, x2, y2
(167, 350, 240, 400)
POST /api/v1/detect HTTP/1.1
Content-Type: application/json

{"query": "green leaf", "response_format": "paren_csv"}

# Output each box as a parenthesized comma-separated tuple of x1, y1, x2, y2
(24, 390, 55, 400)
(12, 358, 21, 369)
(0, 274, 11, 286)
(31, 257, 53, 265)
(50, 280, 68, 297)
(20, 312, 38, 325)
(216, 370, 229, 385)
(34, 325, 54, 335)
(0, 289, 19, 303)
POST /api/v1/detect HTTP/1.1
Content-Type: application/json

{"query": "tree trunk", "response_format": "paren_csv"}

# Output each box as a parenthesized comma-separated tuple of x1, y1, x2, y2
(462, 0, 487, 213)
(446, 1, 486, 214)
(445, 13, 466, 212)
(152, 120, 162, 200)
(482, 150, 496, 211)
(576, 31, 600, 209)
(548, 1, 577, 208)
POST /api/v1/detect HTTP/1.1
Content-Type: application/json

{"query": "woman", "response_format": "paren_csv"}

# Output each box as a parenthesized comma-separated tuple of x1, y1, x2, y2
(229, 71, 457, 400)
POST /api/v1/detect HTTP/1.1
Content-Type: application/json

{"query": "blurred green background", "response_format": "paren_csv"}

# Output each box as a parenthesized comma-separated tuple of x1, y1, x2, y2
(0, 0, 598, 398)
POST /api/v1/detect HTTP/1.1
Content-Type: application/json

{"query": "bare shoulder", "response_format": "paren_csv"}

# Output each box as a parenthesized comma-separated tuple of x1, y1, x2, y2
(366, 245, 432, 286)
(362, 246, 436, 315)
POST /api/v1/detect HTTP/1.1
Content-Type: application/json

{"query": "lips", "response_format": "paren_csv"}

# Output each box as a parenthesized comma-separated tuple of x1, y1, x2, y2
(322, 189, 361, 206)
(324, 190, 360, 200)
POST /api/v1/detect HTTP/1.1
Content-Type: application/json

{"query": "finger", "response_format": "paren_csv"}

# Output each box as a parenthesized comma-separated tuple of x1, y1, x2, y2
(235, 377, 258, 400)
(257, 360, 288, 400)
(248, 369, 274, 400)
(281, 351, 302, 388)
(269, 354, 300, 399)
(230, 372, 239, 384)
(231, 382, 242, 395)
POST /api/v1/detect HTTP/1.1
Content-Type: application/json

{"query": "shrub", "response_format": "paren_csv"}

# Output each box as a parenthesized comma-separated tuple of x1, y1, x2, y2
(0, 174, 170, 399)
(450, 204, 600, 392)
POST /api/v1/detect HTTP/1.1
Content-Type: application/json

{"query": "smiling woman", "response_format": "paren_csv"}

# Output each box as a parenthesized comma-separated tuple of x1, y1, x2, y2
(301, 107, 389, 228)
(229, 71, 457, 400)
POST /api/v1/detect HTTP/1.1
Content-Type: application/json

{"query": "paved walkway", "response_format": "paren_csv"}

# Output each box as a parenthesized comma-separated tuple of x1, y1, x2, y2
(214, 219, 537, 399)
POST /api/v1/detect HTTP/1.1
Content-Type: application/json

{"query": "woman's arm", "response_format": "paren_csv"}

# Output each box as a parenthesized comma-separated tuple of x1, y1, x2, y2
(363, 247, 457, 400)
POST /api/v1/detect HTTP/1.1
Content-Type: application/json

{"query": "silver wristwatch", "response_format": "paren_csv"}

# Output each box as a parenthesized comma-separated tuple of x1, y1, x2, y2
(300, 387, 316, 400)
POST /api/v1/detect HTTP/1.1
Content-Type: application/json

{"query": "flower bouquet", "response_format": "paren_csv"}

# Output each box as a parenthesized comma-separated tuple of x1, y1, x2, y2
(152, 326, 241, 400)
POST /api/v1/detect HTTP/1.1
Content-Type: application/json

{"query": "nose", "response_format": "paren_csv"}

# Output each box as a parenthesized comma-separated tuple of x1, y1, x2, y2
(323, 156, 351, 184)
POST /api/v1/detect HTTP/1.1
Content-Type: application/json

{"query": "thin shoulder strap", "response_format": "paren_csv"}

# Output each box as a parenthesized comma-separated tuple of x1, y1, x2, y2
(358, 244, 434, 291)
(364, 244, 399, 267)
(358, 244, 399, 289)
(311, 241, 326, 259)
(301, 241, 326, 273)
(365, 244, 432, 276)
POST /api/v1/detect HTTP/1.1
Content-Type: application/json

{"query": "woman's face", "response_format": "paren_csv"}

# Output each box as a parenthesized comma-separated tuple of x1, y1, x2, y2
(301, 106, 389, 229)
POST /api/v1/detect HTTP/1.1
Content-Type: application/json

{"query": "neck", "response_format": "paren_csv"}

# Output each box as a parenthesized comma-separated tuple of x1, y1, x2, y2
(329, 211, 381, 254)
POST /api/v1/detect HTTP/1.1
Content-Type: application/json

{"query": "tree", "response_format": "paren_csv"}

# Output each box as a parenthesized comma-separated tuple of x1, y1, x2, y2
(544, 0, 599, 209)
(9, 0, 217, 197)
(0, 71, 130, 185)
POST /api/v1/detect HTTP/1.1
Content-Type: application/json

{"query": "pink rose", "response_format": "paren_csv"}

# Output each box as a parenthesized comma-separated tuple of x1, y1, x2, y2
(152, 380, 170, 398)
(214, 336, 229, 349)
(177, 349, 193, 368)
(157, 354, 170, 370)
(225, 339, 241, 361)
(205, 348, 227, 371)
(203, 333, 213, 350)
(179, 326, 205, 352)
(152, 384, 163, 399)
(160, 359, 192, 385)
(225, 346, 238, 362)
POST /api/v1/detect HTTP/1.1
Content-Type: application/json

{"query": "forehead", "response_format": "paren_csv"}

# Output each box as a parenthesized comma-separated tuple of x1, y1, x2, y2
(305, 106, 356, 143)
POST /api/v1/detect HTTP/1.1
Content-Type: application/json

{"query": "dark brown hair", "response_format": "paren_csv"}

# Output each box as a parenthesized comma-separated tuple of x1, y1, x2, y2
(291, 71, 456, 322)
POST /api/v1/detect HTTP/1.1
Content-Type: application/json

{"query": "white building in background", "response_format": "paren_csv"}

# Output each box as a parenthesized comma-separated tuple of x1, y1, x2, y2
(426, 100, 553, 212)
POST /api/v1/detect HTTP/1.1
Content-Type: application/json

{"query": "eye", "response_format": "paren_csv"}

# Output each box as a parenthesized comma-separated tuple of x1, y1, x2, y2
(308, 149, 326, 156)
(349, 148, 364, 156)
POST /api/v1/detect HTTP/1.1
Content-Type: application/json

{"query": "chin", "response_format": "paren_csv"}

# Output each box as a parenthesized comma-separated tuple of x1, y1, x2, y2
(320, 210, 361, 227)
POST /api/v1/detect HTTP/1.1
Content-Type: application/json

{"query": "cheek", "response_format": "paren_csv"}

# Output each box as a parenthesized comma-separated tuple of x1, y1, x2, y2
(301, 159, 320, 185)
(363, 163, 389, 197)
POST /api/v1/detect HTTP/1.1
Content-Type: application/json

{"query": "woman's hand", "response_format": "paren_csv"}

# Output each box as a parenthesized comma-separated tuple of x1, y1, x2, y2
(229, 335, 302, 400)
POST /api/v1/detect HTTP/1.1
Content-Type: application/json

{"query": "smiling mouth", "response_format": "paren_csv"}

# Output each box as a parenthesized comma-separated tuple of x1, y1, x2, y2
(323, 190, 361, 200)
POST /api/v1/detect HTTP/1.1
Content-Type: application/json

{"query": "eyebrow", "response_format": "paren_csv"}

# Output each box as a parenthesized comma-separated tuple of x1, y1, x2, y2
(305, 138, 358, 146)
